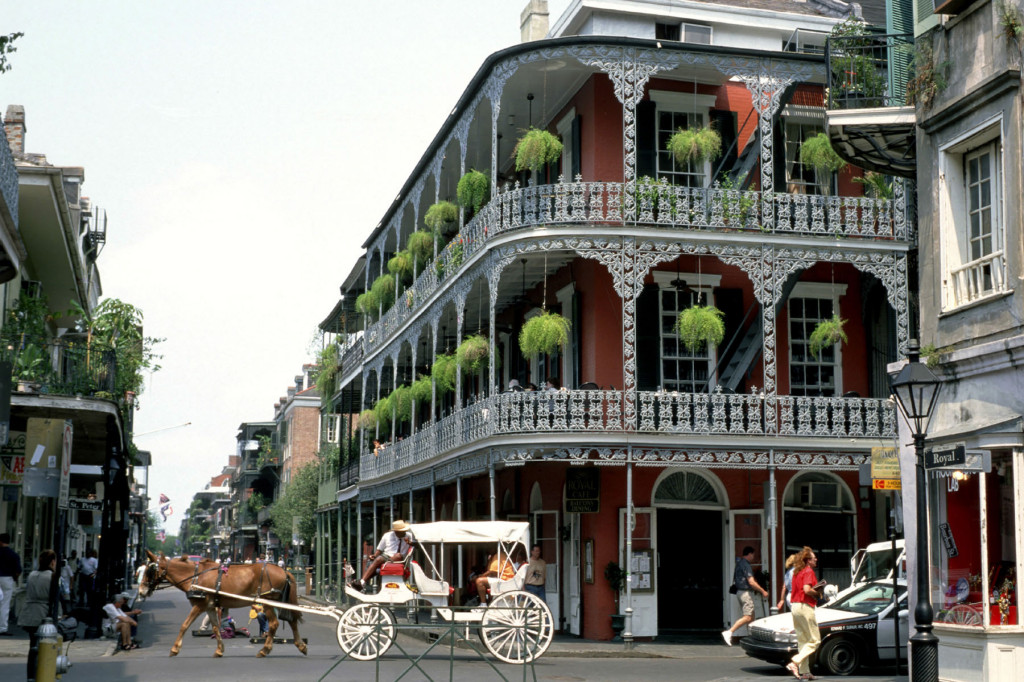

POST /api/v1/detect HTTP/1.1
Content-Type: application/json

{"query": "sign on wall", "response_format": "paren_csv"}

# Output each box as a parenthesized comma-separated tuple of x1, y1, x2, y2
(870, 446, 902, 490)
(564, 468, 600, 513)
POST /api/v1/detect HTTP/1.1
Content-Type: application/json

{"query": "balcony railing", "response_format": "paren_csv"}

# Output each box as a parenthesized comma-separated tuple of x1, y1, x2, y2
(827, 33, 915, 110)
(359, 389, 896, 481)
(0, 124, 17, 228)
(950, 250, 1006, 307)
(364, 179, 904, 348)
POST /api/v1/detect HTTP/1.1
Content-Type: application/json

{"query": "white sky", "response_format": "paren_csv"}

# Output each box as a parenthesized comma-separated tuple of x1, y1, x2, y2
(3, 0, 569, 531)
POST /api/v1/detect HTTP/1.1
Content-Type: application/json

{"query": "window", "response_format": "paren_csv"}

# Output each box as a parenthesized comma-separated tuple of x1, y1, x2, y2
(655, 22, 680, 41)
(784, 120, 825, 194)
(939, 120, 1008, 311)
(654, 271, 721, 392)
(324, 414, 340, 444)
(651, 91, 718, 189)
(788, 283, 846, 397)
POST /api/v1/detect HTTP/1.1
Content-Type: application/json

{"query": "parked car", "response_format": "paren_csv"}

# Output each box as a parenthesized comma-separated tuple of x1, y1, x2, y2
(740, 580, 907, 676)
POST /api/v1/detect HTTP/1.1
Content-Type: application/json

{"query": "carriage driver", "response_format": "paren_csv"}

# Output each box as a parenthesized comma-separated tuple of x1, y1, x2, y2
(350, 520, 416, 592)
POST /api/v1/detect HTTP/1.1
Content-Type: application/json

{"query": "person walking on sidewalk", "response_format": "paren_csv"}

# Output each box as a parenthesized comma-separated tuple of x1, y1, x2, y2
(786, 546, 823, 680)
(0, 532, 21, 637)
(19, 549, 56, 678)
(722, 545, 769, 646)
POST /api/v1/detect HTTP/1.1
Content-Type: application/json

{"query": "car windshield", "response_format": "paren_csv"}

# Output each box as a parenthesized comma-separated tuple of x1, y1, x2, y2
(829, 583, 905, 616)
(853, 548, 899, 583)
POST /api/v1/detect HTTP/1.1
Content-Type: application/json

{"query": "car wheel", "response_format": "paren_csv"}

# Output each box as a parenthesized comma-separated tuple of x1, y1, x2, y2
(818, 636, 862, 676)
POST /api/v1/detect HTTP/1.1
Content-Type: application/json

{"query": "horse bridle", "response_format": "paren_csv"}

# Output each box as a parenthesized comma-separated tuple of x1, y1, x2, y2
(143, 559, 220, 596)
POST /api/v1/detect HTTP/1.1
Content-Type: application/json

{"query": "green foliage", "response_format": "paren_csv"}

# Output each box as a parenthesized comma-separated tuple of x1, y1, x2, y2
(70, 298, 163, 400)
(373, 393, 393, 430)
(406, 230, 435, 271)
(920, 343, 953, 370)
(667, 126, 722, 166)
(808, 314, 848, 358)
(853, 171, 893, 200)
(605, 561, 625, 593)
(456, 334, 490, 372)
(1, 293, 54, 384)
(356, 290, 379, 317)
(313, 343, 339, 398)
(256, 434, 278, 468)
(719, 173, 755, 226)
(457, 169, 489, 212)
(635, 176, 677, 216)
(247, 490, 267, 515)
(514, 128, 563, 172)
(431, 353, 458, 394)
(370, 273, 396, 311)
(906, 39, 950, 110)
(390, 385, 413, 423)
(358, 409, 378, 431)
(800, 133, 846, 174)
(410, 375, 433, 403)
(519, 311, 571, 357)
(387, 250, 414, 284)
(0, 32, 23, 75)
(424, 201, 458, 232)
(675, 305, 725, 352)
(268, 459, 319, 548)
(434, 238, 464, 279)
(998, 1, 1023, 45)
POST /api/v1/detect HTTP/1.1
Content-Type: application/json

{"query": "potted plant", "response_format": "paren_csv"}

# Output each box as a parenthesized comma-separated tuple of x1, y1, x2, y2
(425, 200, 459, 236)
(387, 250, 415, 285)
(407, 230, 435, 271)
(410, 375, 434, 404)
(457, 169, 489, 214)
(456, 334, 489, 373)
(431, 353, 458, 395)
(667, 125, 722, 166)
(605, 561, 626, 637)
(799, 133, 846, 195)
(675, 305, 725, 352)
(809, 313, 848, 358)
(12, 343, 49, 392)
(519, 310, 571, 357)
(370, 273, 396, 312)
(852, 171, 893, 200)
(358, 409, 378, 431)
(355, 290, 379, 319)
(514, 128, 563, 173)
(635, 175, 677, 219)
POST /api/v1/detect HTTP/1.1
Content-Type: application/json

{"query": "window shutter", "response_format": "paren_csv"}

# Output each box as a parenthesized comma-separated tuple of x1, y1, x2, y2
(889, 0, 914, 105)
(914, 0, 939, 36)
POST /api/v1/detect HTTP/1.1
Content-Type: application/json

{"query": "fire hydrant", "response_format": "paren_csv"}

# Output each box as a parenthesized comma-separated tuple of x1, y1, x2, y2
(34, 618, 70, 681)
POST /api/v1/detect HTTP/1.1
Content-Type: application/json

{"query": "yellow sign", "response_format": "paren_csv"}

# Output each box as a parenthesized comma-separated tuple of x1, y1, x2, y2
(871, 446, 901, 490)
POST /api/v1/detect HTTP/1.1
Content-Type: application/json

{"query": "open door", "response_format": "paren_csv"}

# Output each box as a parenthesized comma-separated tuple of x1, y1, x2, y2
(728, 509, 768, 633)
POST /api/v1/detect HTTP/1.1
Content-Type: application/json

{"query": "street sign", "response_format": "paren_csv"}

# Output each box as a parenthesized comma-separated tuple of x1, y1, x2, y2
(58, 420, 73, 509)
(925, 444, 965, 469)
(870, 446, 901, 490)
(68, 497, 103, 511)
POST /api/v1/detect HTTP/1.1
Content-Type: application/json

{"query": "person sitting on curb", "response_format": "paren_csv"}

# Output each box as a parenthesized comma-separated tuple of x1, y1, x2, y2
(103, 592, 142, 651)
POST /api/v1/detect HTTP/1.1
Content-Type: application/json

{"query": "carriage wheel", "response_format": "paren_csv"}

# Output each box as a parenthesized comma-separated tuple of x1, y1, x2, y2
(336, 603, 396, 660)
(480, 591, 553, 664)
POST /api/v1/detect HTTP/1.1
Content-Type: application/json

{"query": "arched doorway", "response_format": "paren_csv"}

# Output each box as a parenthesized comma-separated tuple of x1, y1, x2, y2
(782, 472, 857, 589)
(653, 469, 727, 631)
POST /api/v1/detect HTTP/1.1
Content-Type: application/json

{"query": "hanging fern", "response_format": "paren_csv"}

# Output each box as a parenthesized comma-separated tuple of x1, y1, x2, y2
(373, 393, 393, 430)
(514, 128, 563, 172)
(410, 375, 433, 403)
(456, 334, 490, 372)
(519, 311, 572, 357)
(431, 353, 458, 394)
(406, 230, 435, 271)
(358, 409, 378, 431)
(387, 250, 415, 283)
(313, 343, 339, 398)
(800, 133, 846, 174)
(424, 201, 458, 233)
(667, 126, 722, 166)
(675, 305, 725, 352)
(370, 273, 396, 311)
(391, 385, 413, 423)
(809, 314, 848, 358)
(356, 290, 379, 316)
(457, 169, 490, 212)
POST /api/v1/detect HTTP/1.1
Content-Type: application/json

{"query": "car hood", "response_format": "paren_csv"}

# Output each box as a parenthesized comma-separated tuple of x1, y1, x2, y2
(753, 606, 876, 632)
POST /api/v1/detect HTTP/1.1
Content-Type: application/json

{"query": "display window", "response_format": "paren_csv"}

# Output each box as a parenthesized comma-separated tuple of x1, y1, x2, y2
(929, 449, 1018, 627)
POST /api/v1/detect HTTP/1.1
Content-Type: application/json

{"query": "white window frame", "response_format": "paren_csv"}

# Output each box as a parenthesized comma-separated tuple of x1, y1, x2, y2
(938, 116, 1009, 312)
(787, 281, 847, 397)
(650, 90, 718, 188)
(556, 108, 576, 181)
(781, 105, 827, 195)
(652, 271, 722, 392)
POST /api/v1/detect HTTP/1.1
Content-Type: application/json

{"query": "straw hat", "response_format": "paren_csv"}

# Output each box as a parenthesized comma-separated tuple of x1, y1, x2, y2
(392, 520, 410, 532)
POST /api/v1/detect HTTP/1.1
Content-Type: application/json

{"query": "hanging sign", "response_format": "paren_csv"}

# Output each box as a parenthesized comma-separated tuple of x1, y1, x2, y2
(564, 468, 600, 513)
(938, 522, 959, 558)
(871, 446, 902, 490)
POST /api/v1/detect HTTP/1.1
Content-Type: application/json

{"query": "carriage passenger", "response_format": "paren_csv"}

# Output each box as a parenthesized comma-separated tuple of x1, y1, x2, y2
(474, 546, 525, 603)
(350, 520, 416, 592)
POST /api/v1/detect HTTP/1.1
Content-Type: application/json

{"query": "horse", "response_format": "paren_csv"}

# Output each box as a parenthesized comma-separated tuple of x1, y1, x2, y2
(143, 551, 307, 658)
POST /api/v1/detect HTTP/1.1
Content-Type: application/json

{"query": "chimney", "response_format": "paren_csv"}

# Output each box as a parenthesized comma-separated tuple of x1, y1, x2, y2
(520, 0, 549, 43)
(4, 104, 25, 156)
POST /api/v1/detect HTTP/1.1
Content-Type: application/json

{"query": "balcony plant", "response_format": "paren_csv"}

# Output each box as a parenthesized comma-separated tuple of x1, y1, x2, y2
(373, 394, 393, 433)
(456, 334, 489, 373)
(425, 200, 459, 236)
(675, 304, 725, 352)
(457, 169, 489, 214)
(852, 171, 893, 200)
(667, 125, 721, 166)
(370, 273, 396, 311)
(410, 375, 433, 404)
(358, 409, 378, 431)
(407, 230, 435, 271)
(387, 250, 415, 285)
(313, 343, 339, 398)
(390, 385, 413, 423)
(431, 353, 458, 395)
(434, 238, 464, 280)
(635, 176, 677, 219)
(809, 314, 848, 358)
(799, 133, 846, 195)
(519, 310, 571, 357)
(356, 290, 378, 318)
(514, 128, 563, 172)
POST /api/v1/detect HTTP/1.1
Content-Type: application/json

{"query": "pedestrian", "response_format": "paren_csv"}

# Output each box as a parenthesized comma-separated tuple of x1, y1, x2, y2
(277, 557, 285, 569)
(103, 592, 142, 651)
(786, 546, 824, 680)
(19, 549, 55, 678)
(722, 545, 769, 646)
(776, 552, 798, 613)
(524, 545, 547, 601)
(350, 520, 416, 591)
(78, 546, 98, 608)
(0, 532, 22, 636)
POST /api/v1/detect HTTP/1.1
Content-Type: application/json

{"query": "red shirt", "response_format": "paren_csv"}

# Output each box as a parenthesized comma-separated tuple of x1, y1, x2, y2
(791, 566, 818, 605)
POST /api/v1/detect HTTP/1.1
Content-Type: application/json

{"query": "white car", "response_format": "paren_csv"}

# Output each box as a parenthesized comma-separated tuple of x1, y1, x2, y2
(740, 580, 908, 676)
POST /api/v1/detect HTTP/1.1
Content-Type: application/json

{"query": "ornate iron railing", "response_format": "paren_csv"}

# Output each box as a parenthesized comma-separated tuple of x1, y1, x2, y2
(826, 33, 915, 110)
(363, 178, 904, 348)
(359, 389, 896, 481)
(0, 125, 17, 229)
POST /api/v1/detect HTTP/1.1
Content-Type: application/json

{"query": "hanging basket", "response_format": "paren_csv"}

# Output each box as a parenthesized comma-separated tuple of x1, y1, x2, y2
(373, 394, 393, 431)
(387, 250, 414, 283)
(457, 169, 490, 212)
(514, 128, 563, 173)
(370, 274, 396, 311)
(456, 334, 490, 372)
(519, 311, 572, 357)
(808, 314, 848, 358)
(424, 201, 459, 234)
(800, 133, 846, 192)
(358, 409, 378, 431)
(675, 305, 725, 352)
(431, 353, 458, 394)
(390, 385, 413, 423)
(667, 126, 722, 166)
(407, 230, 435, 270)
(356, 290, 379, 316)
(410, 375, 433, 404)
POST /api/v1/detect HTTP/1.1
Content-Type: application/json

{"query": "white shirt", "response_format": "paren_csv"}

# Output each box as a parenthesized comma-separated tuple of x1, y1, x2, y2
(80, 556, 98, 576)
(376, 531, 415, 558)
(102, 602, 128, 630)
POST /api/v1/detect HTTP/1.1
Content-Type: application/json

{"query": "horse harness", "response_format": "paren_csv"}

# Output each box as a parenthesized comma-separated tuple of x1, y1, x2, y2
(151, 560, 286, 608)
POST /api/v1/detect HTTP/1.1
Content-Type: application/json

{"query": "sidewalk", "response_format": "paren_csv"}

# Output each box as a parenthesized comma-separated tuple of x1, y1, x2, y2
(0, 622, 117, 659)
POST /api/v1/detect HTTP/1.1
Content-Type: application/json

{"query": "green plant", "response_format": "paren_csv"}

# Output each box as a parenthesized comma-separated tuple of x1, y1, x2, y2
(457, 169, 490, 212)
(605, 561, 625, 593)
(635, 176, 677, 217)
(920, 343, 954, 369)
(370, 273, 396, 311)
(387, 250, 414, 284)
(456, 334, 490, 372)
(675, 305, 725, 352)
(431, 353, 458, 394)
(519, 311, 571, 357)
(410, 375, 433, 403)
(514, 128, 563, 172)
(424, 201, 458, 233)
(313, 342, 340, 398)
(852, 171, 894, 200)
(407, 230, 435, 271)
(12, 343, 49, 382)
(808, 314, 848, 358)
(358, 409, 378, 431)
(373, 394, 393, 430)
(800, 133, 846, 194)
(906, 39, 950, 110)
(719, 173, 755, 226)
(999, 1, 1024, 45)
(0, 32, 23, 75)
(435, 238, 464, 279)
(247, 491, 267, 515)
(391, 385, 413, 423)
(667, 126, 721, 166)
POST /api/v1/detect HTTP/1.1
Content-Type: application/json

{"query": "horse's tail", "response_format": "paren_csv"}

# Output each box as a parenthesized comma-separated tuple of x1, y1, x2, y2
(277, 569, 302, 624)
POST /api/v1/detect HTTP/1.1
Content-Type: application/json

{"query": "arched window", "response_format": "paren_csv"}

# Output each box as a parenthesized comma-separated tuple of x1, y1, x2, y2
(653, 470, 723, 506)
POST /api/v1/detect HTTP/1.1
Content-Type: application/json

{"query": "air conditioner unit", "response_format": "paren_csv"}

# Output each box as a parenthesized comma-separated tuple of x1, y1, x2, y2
(681, 23, 712, 45)
(798, 481, 839, 507)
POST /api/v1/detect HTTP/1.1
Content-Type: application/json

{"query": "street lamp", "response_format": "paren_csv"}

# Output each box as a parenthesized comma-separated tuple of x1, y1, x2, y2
(889, 339, 941, 682)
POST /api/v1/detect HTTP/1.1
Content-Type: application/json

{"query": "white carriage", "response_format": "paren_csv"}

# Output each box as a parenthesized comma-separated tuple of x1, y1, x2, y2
(337, 520, 554, 664)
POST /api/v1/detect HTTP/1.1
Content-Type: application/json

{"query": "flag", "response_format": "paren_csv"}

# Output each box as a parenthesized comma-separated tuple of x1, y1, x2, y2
(156, 530, 166, 542)
(160, 503, 173, 521)
(159, 493, 170, 504)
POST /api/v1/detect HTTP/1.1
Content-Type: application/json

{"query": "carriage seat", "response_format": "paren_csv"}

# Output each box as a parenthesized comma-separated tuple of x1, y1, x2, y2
(489, 564, 528, 597)
(379, 562, 409, 579)
(409, 561, 449, 597)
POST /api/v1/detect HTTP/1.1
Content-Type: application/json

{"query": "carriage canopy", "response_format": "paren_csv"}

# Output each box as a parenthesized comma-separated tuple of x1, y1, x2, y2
(407, 521, 530, 546)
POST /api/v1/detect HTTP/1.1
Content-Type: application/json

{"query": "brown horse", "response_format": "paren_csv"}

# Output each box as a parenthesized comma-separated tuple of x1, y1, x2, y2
(143, 551, 307, 658)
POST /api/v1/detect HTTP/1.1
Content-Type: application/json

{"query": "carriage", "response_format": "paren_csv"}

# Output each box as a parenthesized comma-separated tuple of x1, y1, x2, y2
(338, 520, 554, 664)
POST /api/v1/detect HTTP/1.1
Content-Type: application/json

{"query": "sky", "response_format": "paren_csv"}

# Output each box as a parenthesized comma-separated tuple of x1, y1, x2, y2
(3, 0, 570, 531)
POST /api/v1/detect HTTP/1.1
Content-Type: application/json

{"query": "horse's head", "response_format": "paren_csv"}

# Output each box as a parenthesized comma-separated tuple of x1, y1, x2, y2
(142, 550, 169, 597)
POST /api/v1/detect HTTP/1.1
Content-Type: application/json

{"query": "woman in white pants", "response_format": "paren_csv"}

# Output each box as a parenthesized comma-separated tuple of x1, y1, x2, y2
(787, 547, 823, 680)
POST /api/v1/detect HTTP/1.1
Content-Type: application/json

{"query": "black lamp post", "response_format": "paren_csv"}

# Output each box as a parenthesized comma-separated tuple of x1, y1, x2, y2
(889, 339, 941, 682)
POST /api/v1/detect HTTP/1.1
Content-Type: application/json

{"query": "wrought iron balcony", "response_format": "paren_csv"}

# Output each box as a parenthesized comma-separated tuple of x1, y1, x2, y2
(359, 389, 896, 482)
(0, 125, 17, 229)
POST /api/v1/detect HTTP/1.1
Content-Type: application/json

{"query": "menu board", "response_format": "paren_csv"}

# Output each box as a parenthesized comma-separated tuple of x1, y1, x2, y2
(629, 549, 654, 593)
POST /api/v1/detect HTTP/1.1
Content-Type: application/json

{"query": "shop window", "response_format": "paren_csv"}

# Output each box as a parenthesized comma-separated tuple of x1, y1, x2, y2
(931, 450, 1018, 627)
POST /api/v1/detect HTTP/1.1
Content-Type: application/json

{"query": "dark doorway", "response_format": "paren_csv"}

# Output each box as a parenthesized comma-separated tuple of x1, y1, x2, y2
(657, 508, 722, 631)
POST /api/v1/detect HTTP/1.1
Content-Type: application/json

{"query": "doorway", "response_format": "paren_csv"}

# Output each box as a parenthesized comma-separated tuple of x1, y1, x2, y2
(657, 507, 723, 630)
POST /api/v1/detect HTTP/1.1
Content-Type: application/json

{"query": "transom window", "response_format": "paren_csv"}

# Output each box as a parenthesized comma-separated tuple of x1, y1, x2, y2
(788, 285, 845, 397)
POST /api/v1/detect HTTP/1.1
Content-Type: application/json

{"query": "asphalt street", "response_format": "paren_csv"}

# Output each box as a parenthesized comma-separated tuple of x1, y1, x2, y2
(0, 587, 909, 682)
